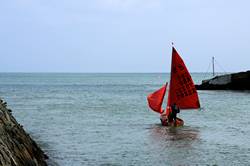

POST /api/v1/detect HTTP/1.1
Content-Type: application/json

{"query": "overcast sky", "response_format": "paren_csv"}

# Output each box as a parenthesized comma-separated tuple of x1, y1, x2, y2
(0, 0, 250, 72)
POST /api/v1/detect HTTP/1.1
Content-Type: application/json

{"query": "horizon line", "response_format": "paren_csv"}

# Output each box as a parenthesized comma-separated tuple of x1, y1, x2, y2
(0, 71, 234, 74)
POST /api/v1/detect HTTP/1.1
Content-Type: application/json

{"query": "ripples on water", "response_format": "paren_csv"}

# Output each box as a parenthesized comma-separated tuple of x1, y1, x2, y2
(0, 73, 250, 165)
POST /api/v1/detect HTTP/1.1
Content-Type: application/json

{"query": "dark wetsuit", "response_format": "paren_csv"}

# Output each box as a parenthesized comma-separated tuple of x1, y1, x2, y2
(170, 105, 180, 123)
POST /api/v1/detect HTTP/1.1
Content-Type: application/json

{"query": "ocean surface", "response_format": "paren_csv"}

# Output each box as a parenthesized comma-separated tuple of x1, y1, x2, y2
(0, 73, 250, 166)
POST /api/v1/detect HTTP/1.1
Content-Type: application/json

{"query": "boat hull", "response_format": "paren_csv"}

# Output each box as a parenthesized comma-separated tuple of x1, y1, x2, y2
(160, 117, 184, 127)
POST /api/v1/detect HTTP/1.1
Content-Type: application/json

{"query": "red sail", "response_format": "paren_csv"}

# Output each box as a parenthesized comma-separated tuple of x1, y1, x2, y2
(147, 84, 167, 114)
(166, 47, 200, 116)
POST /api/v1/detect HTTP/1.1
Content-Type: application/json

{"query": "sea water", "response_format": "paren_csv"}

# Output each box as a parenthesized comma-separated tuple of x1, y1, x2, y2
(0, 73, 249, 166)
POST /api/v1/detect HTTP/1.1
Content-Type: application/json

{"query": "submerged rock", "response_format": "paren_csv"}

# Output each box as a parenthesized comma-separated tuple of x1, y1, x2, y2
(196, 71, 250, 90)
(0, 98, 47, 166)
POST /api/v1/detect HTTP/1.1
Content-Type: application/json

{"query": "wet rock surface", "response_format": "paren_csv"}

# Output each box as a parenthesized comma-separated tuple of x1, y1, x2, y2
(0, 98, 47, 166)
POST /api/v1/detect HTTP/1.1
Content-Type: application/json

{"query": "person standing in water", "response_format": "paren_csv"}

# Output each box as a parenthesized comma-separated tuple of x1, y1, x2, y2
(160, 109, 168, 126)
(170, 103, 180, 125)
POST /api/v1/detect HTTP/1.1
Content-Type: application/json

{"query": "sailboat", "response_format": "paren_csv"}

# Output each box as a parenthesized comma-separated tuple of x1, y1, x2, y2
(147, 46, 200, 126)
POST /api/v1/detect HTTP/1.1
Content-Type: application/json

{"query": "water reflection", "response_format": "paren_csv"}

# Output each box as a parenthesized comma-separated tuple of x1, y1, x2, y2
(144, 124, 202, 165)
(149, 124, 200, 148)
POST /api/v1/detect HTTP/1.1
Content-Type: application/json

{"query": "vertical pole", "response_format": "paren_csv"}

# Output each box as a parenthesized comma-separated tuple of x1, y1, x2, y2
(212, 56, 215, 76)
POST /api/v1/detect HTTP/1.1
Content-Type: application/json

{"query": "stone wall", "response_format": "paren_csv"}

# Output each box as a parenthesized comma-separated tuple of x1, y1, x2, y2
(196, 71, 250, 90)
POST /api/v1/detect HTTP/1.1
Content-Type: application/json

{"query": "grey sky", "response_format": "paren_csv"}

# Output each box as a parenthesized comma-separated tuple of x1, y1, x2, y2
(0, 0, 249, 72)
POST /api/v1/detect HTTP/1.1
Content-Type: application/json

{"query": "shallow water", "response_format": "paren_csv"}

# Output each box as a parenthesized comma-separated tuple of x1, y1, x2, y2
(0, 73, 250, 166)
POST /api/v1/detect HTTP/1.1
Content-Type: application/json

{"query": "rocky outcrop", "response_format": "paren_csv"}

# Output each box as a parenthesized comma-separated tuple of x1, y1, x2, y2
(0, 98, 47, 166)
(196, 71, 250, 90)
